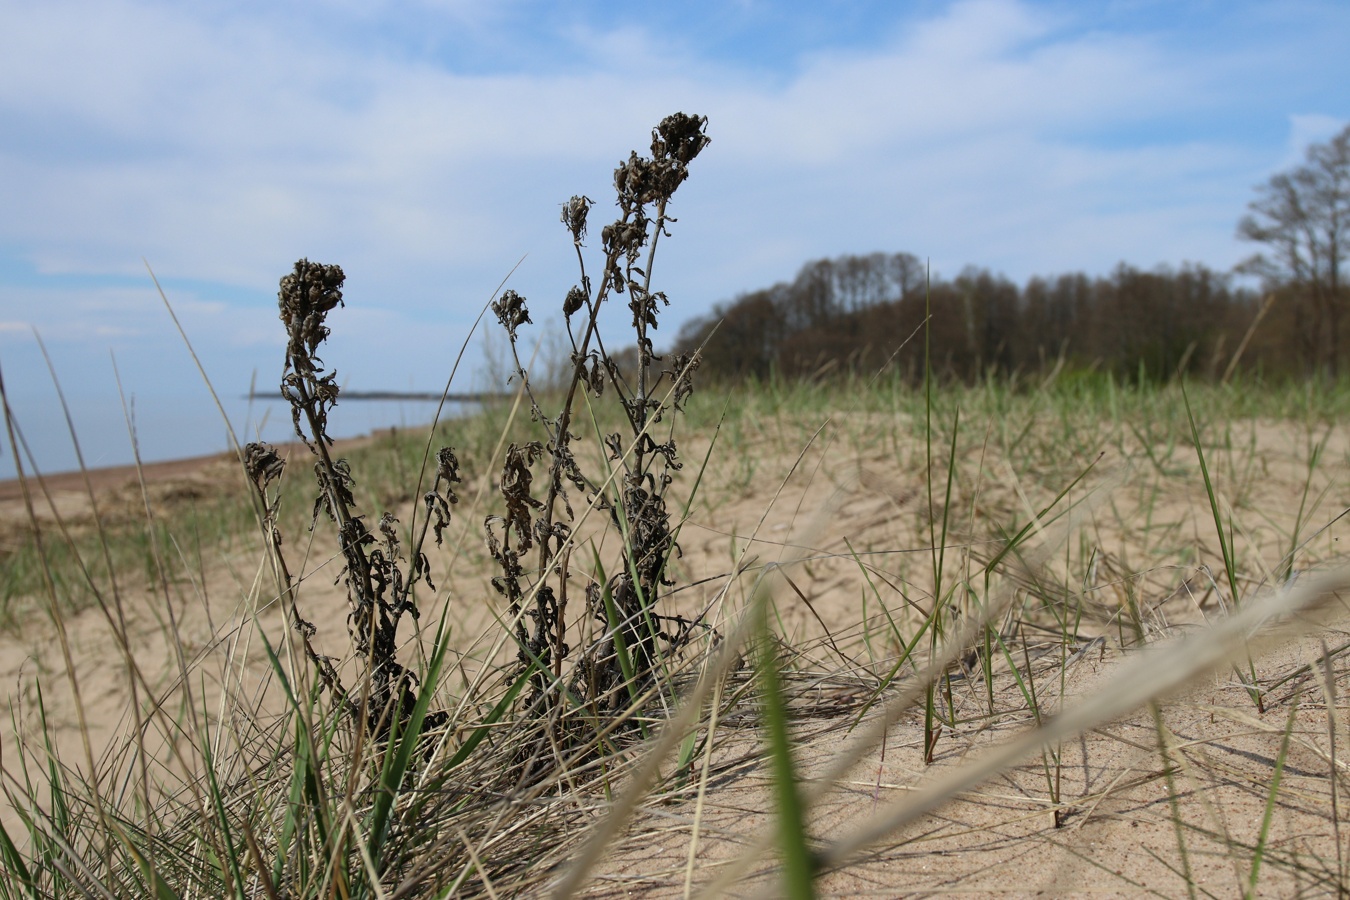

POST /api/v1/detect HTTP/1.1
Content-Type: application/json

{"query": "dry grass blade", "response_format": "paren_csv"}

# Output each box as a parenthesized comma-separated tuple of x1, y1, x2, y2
(802, 567, 1350, 884)
(695, 508, 1086, 898)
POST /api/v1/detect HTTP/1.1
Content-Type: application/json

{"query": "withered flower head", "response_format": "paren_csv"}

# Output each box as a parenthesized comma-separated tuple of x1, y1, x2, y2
(243, 441, 284, 491)
(563, 285, 587, 318)
(651, 112, 710, 166)
(601, 213, 650, 268)
(436, 446, 461, 489)
(279, 259, 345, 375)
(613, 152, 677, 207)
(561, 195, 593, 244)
(491, 290, 532, 340)
(665, 350, 700, 410)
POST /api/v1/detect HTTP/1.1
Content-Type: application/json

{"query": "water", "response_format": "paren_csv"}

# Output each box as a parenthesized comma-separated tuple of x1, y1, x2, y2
(0, 391, 476, 481)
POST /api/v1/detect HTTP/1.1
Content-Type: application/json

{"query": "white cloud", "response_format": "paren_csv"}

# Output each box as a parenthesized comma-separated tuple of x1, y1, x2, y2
(0, 284, 271, 351)
(0, 0, 1240, 296)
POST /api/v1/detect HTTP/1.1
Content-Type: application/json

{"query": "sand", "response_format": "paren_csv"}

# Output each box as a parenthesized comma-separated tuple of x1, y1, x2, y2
(1, 413, 1348, 897)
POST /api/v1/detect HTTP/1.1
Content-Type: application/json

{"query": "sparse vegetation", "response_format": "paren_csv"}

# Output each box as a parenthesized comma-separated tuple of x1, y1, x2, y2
(1, 114, 1349, 899)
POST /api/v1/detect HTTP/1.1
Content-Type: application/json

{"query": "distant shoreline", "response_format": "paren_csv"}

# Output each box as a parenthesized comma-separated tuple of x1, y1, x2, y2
(0, 423, 438, 495)
(246, 390, 502, 402)
(2, 396, 502, 488)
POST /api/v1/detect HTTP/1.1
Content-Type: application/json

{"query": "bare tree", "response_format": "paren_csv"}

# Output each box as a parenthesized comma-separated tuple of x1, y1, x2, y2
(1238, 124, 1350, 378)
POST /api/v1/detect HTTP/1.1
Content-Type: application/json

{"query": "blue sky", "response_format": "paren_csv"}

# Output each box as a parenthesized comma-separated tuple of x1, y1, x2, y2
(1, 0, 1347, 475)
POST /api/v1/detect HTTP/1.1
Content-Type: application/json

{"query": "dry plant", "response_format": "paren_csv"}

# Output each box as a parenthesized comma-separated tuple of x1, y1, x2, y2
(0, 111, 724, 898)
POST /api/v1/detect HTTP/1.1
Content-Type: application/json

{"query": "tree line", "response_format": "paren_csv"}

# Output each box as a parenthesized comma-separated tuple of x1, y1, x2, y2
(672, 125, 1350, 385)
(673, 257, 1263, 383)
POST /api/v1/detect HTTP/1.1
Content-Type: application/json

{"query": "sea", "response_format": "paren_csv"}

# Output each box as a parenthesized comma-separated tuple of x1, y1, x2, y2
(0, 391, 479, 481)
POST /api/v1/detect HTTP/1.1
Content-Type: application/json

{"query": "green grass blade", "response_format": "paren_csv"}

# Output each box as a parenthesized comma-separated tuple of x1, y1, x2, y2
(121, 840, 183, 900)
(367, 612, 454, 867)
(1181, 383, 1263, 710)
(198, 705, 245, 898)
(446, 668, 530, 770)
(1246, 702, 1299, 898)
(0, 817, 36, 898)
(591, 551, 643, 721)
(1182, 385, 1239, 604)
(754, 606, 816, 900)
